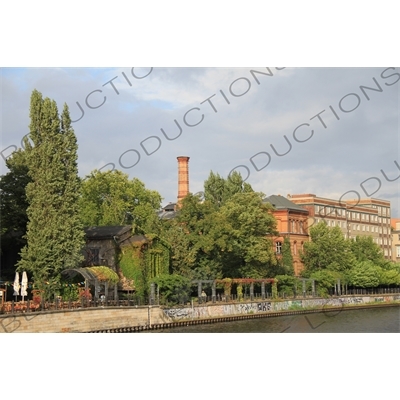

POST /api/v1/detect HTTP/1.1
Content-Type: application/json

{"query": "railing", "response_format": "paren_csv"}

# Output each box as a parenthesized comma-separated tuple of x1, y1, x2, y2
(2, 287, 400, 315)
(0, 297, 149, 315)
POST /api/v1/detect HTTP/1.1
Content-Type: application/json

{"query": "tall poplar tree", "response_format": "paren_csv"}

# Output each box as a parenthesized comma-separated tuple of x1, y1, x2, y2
(18, 90, 85, 286)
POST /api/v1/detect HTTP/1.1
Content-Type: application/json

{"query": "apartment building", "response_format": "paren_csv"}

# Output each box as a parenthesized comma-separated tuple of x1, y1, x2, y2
(288, 194, 392, 259)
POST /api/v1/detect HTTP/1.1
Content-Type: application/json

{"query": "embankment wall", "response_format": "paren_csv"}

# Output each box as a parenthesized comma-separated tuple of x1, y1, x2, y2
(1, 294, 399, 333)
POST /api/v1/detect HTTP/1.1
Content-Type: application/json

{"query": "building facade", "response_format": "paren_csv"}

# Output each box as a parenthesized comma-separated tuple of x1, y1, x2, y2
(391, 218, 400, 262)
(264, 195, 310, 276)
(288, 194, 392, 259)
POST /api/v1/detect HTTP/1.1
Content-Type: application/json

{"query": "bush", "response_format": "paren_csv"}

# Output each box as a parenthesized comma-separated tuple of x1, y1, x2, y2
(153, 274, 191, 305)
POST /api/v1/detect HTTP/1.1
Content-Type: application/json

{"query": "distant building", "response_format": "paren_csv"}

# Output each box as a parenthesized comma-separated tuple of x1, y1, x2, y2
(83, 225, 171, 293)
(288, 194, 392, 259)
(391, 219, 400, 262)
(157, 202, 178, 220)
(264, 195, 310, 276)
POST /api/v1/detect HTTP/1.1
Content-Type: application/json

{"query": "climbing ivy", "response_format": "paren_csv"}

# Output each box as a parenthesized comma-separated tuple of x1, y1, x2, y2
(118, 237, 170, 298)
(118, 245, 145, 296)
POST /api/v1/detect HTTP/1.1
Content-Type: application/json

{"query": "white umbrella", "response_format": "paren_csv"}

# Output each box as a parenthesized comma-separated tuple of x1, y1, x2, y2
(21, 271, 28, 301)
(13, 272, 20, 300)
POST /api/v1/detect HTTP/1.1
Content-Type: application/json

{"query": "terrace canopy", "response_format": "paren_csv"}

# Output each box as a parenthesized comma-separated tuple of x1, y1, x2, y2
(62, 266, 119, 300)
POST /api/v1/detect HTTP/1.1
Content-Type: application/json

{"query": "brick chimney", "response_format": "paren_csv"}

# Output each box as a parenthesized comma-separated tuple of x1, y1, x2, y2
(177, 156, 190, 204)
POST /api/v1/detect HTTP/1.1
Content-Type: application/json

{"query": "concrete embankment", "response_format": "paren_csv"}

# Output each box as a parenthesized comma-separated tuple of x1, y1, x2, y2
(1, 294, 399, 333)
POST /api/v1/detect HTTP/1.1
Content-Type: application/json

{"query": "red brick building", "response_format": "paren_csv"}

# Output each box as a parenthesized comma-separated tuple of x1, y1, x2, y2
(264, 195, 310, 276)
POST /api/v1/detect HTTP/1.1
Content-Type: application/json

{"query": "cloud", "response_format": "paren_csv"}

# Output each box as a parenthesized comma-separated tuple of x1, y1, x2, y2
(1, 67, 399, 218)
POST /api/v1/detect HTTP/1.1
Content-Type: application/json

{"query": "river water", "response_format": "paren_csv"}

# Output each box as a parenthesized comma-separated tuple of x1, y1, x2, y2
(144, 306, 400, 333)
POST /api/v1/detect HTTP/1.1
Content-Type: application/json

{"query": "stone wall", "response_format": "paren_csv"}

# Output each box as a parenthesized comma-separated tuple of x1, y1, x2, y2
(2, 294, 399, 333)
(162, 295, 400, 320)
(0, 306, 169, 333)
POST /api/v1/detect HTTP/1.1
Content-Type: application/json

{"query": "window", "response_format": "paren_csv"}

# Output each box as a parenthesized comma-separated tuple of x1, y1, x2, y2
(293, 241, 297, 255)
(276, 241, 282, 254)
(86, 247, 100, 265)
(397, 246, 400, 258)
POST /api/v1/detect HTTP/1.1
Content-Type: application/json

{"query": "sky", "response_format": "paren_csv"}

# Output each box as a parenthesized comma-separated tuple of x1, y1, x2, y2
(1, 67, 399, 216)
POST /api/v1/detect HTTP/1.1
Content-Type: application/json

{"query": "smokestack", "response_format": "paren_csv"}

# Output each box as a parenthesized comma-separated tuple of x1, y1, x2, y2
(177, 156, 190, 204)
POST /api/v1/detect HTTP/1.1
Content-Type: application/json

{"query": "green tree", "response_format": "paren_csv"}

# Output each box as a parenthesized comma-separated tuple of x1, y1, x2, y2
(300, 222, 355, 275)
(379, 264, 400, 286)
(204, 170, 253, 208)
(309, 270, 339, 297)
(0, 149, 31, 247)
(218, 191, 278, 278)
(347, 261, 381, 288)
(280, 236, 294, 275)
(168, 193, 225, 280)
(153, 273, 192, 305)
(350, 235, 387, 266)
(17, 90, 85, 288)
(169, 191, 278, 280)
(79, 169, 162, 234)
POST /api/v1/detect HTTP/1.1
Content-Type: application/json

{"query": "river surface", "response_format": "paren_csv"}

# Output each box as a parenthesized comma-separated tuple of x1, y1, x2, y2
(143, 306, 400, 333)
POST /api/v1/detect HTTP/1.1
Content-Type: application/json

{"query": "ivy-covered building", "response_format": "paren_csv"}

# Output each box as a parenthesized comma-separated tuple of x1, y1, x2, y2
(83, 226, 170, 297)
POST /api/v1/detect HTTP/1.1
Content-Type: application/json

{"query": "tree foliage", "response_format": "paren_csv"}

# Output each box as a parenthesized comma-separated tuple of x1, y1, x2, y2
(300, 222, 355, 274)
(17, 90, 85, 286)
(164, 183, 278, 280)
(280, 236, 294, 275)
(204, 170, 253, 208)
(153, 273, 192, 305)
(350, 235, 387, 266)
(0, 149, 31, 245)
(79, 169, 162, 234)
(347, 261, 381, 288)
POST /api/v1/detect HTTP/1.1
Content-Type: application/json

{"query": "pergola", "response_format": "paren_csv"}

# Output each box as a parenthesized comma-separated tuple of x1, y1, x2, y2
(150, 278, 277, 304)
(62, 266, 120, 301)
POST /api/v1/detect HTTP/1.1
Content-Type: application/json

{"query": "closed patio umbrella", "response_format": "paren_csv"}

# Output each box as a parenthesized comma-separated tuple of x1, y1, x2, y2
(21, 271, 28, 302)
(13, 272, 20, 301)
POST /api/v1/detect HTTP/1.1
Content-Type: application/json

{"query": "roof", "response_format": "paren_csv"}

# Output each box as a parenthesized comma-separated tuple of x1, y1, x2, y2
(84, 226, 132, 240)
(157, 209, 178, 220)
(62, 266, 119, 284)
(391, 218, 400, 230)
(157, 202, 179, 220)
(264, 195, 309, 213)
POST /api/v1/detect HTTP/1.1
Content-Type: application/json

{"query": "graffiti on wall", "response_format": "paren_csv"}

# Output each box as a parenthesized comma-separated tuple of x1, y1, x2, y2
(162, 294, 399, 321)
(0, 313, 39, 333)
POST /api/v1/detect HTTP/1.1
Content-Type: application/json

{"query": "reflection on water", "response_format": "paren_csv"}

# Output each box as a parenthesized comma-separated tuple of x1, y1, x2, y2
(142, 306, 400, 333)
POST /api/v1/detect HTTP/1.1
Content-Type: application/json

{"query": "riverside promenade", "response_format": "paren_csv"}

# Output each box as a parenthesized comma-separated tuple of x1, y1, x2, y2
(1, 293, 399, 333)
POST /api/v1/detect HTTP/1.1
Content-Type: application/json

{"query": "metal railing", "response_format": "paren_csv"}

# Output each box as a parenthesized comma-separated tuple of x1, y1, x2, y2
(2, 287, 400, 315)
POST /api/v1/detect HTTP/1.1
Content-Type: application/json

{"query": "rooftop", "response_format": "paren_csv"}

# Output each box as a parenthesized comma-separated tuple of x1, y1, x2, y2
(264, 195, 308, 213)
